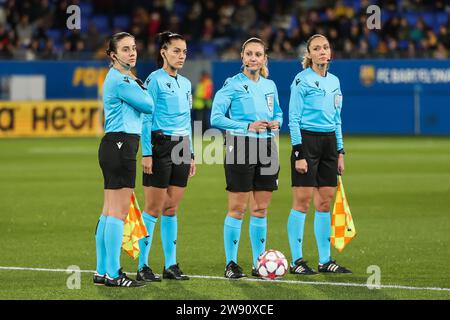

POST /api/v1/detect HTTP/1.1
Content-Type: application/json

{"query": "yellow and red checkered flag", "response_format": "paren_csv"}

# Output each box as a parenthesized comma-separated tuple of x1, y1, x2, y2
(331, 176, 356, 252)
(122, 192, 148, 259)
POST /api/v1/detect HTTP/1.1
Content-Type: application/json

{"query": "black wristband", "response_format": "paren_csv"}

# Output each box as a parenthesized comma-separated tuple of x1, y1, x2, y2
(143, 155, 152, 158)
(338, 148, 345, 155)
(292, 144, 305, 160)
(191, 153, 195, 160)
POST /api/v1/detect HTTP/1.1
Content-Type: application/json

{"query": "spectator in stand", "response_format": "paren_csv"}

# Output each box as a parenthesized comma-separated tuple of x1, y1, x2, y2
(40, 38, 58, 60)
(232, 0, 257, 32)
(437, 26, 450, 50)
(433, 43, 448, 59)
(410, 18, 427, 43)
(16, 15, 34, 48)
(0, 23, 14, 57)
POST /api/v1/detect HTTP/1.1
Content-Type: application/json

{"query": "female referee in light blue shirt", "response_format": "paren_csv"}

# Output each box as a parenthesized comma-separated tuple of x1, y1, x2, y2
(95, 32, 154, 287)
(137, 32, 195, 282)
(211, 37, 283, 279)
(288, 34, 351, 275)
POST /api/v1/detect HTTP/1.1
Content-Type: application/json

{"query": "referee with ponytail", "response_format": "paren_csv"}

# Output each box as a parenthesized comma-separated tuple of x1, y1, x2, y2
(137, 32, 195, 281)
(211, 37, 283, 279)
(287, 34, 351, 275)
(94, 32, 154, 287)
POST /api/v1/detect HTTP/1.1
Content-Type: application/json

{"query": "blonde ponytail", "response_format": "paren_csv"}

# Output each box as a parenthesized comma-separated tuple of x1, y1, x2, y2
(302, 55, 313, 70)
(260, 62, 269, 78)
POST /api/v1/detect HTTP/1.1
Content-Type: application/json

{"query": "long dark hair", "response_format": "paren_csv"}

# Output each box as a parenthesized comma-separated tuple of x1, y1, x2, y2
(157, 31, 185, 68)
(106, 32, 134, 67)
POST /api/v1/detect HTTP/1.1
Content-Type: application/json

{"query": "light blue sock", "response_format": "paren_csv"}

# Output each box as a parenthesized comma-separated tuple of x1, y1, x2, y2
(138, 212, 158, 271)
(224, 216, 243, 265)
(249, 216, 267, 268)
(95, 214, 107, 275)
(314, 211, 331, 264)
(287, 209, 306, 266)
(104, 216, 124, 279)
(161, 215, 177, 269)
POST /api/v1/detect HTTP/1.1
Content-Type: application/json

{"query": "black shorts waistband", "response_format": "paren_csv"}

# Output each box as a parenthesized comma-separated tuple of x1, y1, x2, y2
(104, 132, 140, 141)
(227, 135, 273, 141)
(301, 130, 335, 136)
(151, 131, 188, 142)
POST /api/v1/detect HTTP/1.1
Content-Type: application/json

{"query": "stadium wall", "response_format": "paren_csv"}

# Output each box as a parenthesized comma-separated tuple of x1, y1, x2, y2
(0, 60, 449, 137)
(212, 59, 450, 136)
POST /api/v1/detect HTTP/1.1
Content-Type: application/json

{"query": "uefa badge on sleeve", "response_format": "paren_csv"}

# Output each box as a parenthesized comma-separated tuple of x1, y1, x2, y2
(266, 93, 274, 113)
(334, 94, 342, 109)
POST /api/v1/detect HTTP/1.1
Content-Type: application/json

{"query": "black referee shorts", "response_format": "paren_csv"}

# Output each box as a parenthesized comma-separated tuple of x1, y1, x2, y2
(143, 132, 191, 189)
(224, 135, 279, 193)
(98, 132, 140, 189)
(291, 130, 338, 187)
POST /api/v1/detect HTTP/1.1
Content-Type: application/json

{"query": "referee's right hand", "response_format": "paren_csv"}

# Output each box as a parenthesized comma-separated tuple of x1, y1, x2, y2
(295, 159, 308, 174)
(248, 120, 269, 132)
(142, 156, 153, 175)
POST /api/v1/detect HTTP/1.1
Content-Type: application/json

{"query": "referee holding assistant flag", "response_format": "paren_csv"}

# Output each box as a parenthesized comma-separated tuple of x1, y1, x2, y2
(94, 32, 154, 287)
(287, 34, 351, 275)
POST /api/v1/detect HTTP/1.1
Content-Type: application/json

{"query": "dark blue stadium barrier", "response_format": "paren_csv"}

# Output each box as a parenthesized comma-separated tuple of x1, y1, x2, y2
(1, 60, 449, 135)
(212, 60, 450, 135)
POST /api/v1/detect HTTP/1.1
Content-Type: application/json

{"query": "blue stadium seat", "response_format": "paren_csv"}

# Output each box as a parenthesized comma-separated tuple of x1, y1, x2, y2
(351, 1, 360, 12)
(79, 2, 93, 17)
(81, 15, 89, 31)
(172, 2, 188, 20)
(47, 29, 62, 44)
(405, 12, 418, 26)
(381, 10, 394, 24)
(287, 15, 298, 36)
(113, 15, 130, 31)
(421, 12, 434, 27)
(398, 39, 408, 50)
(92, 15, 110, 33)
(367, 32, 379, 49)
(187, 42, 200, 58)
(201, 42, 217, 58)
(435, 12, 448, 26)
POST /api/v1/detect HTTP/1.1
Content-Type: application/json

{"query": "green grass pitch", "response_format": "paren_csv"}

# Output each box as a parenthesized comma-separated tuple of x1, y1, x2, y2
(0, 135, 449, 300)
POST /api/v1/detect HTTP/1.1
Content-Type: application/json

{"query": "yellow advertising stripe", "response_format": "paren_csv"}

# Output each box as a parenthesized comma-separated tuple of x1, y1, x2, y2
(0, 100, 103, 138)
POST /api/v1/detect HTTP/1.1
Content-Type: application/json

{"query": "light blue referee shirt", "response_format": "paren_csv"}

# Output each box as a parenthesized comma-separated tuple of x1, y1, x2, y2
(141, 68, 193, 156)
(288, 67, 344, 150)
(211, 72, 283, 138)
(102, 67, 154, 134)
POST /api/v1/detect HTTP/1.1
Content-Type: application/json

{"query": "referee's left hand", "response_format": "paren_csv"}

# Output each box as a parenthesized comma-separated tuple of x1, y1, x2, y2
(142, 156, 153, 175)
(268, 121, 280, 130)
(337, 154, 345, 175)
(189, 159, 196, 177)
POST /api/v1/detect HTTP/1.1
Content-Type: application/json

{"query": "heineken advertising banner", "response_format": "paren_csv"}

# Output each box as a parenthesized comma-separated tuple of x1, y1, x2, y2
(0, 100, 102, 137)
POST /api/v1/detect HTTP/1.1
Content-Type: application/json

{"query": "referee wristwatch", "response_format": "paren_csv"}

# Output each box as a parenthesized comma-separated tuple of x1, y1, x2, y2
(338, 148, 346, 155)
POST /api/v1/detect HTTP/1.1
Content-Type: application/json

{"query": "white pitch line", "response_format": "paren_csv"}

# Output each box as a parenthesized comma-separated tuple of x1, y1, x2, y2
(1, 266, 449, 293)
